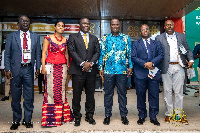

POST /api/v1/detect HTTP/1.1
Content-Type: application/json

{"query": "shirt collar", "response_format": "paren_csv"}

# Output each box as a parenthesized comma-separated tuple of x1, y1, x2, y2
(166, 32, 176, 38)
(142, 38, 150, 43)
(20, 30, 30, 36)
(80, 31, 89, 36)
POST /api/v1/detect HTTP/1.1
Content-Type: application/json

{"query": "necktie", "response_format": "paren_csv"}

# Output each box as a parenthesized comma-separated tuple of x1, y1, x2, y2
(83, 34, 88, 49)
(146, 40, 151, 61)
(23, 33, 28, 63)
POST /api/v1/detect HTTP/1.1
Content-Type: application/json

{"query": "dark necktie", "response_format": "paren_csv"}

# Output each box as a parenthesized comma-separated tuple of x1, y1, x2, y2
(146, 40, 151, 61)
(23, 33, 28, 63)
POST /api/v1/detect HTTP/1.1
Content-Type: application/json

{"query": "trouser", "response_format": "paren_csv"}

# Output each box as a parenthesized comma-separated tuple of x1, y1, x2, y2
(72, 73, 96, 119)
(162, 64, 185, 116)
(104, 74, 128, 117)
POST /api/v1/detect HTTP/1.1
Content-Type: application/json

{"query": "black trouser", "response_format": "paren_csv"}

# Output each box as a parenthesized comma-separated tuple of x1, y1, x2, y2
(72, 73, 96, 119)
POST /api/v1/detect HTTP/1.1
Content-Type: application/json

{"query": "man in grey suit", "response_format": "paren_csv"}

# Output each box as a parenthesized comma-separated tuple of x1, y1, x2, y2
(5, 15, 41, 130)
(67, 18, 100, 126)
(156, 20, 193, 125)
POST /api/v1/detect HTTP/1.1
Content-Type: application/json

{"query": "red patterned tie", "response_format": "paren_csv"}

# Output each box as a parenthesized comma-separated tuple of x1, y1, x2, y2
(23, 33, 28, 63)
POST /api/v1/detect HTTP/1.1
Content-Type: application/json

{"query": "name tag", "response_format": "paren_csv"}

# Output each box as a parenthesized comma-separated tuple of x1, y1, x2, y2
(23, 49, 31, 59)
(179, 44, 187, 54)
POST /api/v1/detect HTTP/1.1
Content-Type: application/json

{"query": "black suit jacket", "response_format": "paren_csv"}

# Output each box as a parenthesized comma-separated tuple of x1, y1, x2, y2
(67, 32, 100, 75)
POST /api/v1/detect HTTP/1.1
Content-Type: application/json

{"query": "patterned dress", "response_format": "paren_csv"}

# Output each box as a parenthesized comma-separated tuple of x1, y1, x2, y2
(41, 35, 73, 127)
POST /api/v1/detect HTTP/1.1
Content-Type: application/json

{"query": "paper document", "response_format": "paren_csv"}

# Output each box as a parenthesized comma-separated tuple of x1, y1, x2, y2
(148, 67, 159, 79)
(40, 65, 51, 74)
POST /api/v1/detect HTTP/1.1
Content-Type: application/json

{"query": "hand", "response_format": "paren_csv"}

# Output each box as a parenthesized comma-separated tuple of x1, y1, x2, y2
(149, 67, 155, 70)
(6, 71, 13, 79)
(41, 66, 47, 75)
(144, 62, 153, 69)
(99, 70, 104, 79)
(35, 69, 40, 77)
(82, 62, 92, 72)
(127, 68, 132, 77)
(185, 60, 194, 69)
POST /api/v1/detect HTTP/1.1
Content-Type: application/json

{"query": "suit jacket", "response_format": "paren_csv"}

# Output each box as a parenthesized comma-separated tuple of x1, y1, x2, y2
(67, 32, 100, 75)
(4, 30, 41, 77)
(131, 38, 164, 79)
(155, 31, 193, 74)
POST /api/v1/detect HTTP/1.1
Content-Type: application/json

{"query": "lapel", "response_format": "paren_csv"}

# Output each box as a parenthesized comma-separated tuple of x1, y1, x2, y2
(88, 34, 92, 51)
(77, 32, 87, 51)
(15, 30, 22, 52)
(30, 31, 34, 52)
(149, 38, 154, 55)
(175, 31, 181, 52)
(163, 32, 170, 47)
(139, 38, 147, 54)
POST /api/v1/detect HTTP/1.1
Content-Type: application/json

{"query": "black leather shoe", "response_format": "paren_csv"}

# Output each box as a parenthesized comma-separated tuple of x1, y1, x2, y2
(74, 118, 81, 126)
(1, 96, 9, 101)
(22, 121, 33, 128)
(137, 118, 145, 125)
(150, 119, 160, 126)
(183, 92, 188, 95)
(121, 116, 129, 125)
(10, 122, 20, 130)
(103, 116, 110, 125)
(85, 117, 96, 125)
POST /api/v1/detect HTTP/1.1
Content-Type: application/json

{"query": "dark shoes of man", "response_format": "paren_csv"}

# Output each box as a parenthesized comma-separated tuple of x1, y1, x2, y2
(103, 116, 110, 125)
(121, 116, 129, 125)
(85, 117, 96, 125)
(183, 92, 188, 95)
(10, 122, 20, 130)
(137, 118, 145, 125)
(1, 96, 9, 101)
(150, 119, 160, 126)
(74, 118, 81, 126)
(22, 121, 33, 128)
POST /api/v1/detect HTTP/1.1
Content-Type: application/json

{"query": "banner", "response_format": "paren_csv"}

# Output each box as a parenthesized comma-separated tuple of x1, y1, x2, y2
(2, 22, 80, 33)
(186, 7, 200, 81)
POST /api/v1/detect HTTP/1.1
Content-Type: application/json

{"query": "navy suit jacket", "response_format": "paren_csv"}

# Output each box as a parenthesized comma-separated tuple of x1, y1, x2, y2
(131, 38, 164, 79)
(4, 30, 41, 77)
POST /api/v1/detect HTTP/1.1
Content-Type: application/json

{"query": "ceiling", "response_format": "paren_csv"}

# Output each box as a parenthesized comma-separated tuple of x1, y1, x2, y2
(0, 0, 199, 20)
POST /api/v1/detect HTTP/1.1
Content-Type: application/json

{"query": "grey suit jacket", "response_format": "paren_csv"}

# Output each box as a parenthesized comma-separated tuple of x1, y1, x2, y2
(155, 31, 193, 74)
(67, 32, 100, 75)
(4, 30, 41, 77)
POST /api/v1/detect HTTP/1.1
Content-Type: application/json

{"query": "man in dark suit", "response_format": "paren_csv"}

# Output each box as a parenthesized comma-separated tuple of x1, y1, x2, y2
(67, 18, 100, 126)
(132, 24, 164, 126)
(4, 15, 41, 130)
(156, 20, 193, 124)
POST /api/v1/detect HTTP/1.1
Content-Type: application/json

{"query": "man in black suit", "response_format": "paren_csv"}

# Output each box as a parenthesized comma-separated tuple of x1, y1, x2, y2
(67, 18, 100, 126)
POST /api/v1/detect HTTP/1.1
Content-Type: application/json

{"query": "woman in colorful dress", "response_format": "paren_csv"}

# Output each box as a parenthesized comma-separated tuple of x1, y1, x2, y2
(41, 21, 73, 127)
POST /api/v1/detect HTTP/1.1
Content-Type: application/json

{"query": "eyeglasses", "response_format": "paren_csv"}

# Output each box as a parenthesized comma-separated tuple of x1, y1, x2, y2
(20, 20, 30, 23)
(141, 28, 149, 31)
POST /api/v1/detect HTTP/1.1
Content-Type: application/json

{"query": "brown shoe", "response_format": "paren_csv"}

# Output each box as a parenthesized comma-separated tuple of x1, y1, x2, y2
(181, 118, 189, 125)
(165, 116, 171, 123)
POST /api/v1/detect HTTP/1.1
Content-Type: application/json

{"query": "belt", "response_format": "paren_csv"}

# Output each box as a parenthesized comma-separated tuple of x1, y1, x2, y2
(21, 63, 31, 66)
(169, 62, 179, 65)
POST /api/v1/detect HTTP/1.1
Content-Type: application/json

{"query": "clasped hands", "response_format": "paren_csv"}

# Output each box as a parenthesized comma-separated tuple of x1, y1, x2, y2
(82, 62, 93, 72)
(144, 62, 154, 70)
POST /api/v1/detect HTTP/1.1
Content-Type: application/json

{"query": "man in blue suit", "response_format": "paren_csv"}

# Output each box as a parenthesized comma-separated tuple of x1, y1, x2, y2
(5, 15, 41, 130)
(131, 24, 163, 126)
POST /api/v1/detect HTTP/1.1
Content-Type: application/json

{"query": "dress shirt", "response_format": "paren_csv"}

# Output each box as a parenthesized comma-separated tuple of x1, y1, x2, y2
(20, 30, 31, 64)
(142, 38, 150, 53)
(98, 32, 133, 74)
(80, 31, 89, 45)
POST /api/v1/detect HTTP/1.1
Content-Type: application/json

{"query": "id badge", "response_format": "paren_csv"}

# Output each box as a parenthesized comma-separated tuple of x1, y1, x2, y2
(23, 49, 31, 59)
(179, 44, 187, 54)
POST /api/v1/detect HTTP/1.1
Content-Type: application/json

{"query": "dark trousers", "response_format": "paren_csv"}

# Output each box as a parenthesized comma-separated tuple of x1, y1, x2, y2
(11, 65, 34, 122)
(38, 73, 45, 93)
(104, 74, 128, 117)
(134, 77, 159, 120)
(72, 73, 96, 119)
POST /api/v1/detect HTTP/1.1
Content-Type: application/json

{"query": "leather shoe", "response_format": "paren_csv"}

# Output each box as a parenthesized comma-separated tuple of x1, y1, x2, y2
(1, 96, 9, 101)
(165, 116, 171, 123)
(137, 118, 145, 125)
(85, 117, 96, 125)
(22, 121, 33, 128)
(183, 92, 188, 95)
(74, 118, 81, 126)
(103, 116, 110, 125)
(10, 122, 20, 130)
(121, 116, 129, 125)
(150, 119, 160, 126)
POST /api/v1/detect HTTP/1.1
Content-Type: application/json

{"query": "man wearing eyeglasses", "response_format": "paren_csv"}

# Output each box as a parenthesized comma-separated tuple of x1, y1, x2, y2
(131, 24, 163, 126)
(5, 15, 41, 130)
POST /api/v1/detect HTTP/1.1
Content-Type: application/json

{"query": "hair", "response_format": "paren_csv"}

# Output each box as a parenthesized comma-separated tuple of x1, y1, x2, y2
(55, 20, 65, 27)
(110, 19, 119, 26)
(164, 20, 174, 25)
(17, 15, 29, 24)
(79, 18, 89, 24)
(140, 24, 149, 31)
